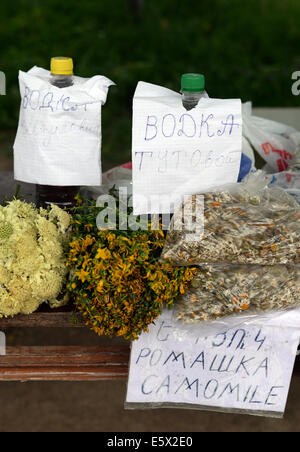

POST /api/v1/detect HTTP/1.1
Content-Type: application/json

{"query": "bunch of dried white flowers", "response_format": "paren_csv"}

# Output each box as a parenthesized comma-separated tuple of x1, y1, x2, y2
(0, 200, 70, 317)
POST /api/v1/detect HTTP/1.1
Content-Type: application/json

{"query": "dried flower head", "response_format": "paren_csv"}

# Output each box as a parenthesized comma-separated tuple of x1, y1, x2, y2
(0, 222, 13, 240)
(0, 200, 71, 318)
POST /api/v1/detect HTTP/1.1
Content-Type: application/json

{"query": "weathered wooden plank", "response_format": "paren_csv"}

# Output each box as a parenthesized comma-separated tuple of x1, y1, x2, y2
(0, 346, 130, 381)
(0, 366, 129, 381)
(0, 310, 84, 328)
(0, 346, 129, 365)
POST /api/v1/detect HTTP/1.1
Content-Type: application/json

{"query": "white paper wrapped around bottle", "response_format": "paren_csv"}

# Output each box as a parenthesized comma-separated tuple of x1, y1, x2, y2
(14, 67, 115, 186)
(132, 82, 243, 215)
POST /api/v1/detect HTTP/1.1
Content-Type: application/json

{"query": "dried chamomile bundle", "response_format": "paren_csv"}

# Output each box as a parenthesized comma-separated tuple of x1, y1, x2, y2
(174, 264, 300, 323)
(162, 183, 300, 266)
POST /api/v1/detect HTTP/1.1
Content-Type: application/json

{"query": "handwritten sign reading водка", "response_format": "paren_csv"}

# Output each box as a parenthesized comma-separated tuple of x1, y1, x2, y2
(132, 82, 242, 215)
(126, 310, 300, 417)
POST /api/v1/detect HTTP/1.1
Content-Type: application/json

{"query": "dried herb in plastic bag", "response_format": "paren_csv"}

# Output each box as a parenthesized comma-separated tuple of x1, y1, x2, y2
(163, 185, 300, 266)
(175, 264, 300, 323)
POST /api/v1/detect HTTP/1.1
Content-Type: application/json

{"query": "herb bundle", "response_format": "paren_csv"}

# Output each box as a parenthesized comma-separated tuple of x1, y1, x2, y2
(66, 192, 196, 340)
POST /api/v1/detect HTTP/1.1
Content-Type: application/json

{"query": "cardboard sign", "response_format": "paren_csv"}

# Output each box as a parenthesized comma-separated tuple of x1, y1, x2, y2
(14, 67, 114, 186)
(132, 82, 242, 214)
(126, 310, 300, 417)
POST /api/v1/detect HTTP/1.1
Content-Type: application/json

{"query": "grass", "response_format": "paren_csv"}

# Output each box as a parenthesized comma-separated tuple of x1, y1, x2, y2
(0, 0, 300, 168)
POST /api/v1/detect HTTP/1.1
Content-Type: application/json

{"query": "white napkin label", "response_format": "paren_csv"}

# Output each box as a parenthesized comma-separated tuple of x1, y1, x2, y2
(126, 310, 300, 417)
(14, 67, 114, 186)
(132, 82, 242, 214)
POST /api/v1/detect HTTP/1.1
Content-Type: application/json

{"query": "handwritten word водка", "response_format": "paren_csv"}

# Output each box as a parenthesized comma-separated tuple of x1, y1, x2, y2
(144, 113, 241, 141)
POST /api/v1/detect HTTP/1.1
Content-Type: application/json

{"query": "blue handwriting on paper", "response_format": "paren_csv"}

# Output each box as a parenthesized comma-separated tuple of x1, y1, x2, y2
(133, 325, 286, 408)
(22, 86, 90, 112)
(135, 149, 241, 173)
(144, 112, 241, 141)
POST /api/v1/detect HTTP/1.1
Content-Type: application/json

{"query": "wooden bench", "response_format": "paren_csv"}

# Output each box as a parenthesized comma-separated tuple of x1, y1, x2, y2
(0, 306, 130, 381)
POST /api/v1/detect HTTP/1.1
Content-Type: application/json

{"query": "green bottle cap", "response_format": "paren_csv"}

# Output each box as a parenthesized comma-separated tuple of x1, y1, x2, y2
(181, 73, 205, 92)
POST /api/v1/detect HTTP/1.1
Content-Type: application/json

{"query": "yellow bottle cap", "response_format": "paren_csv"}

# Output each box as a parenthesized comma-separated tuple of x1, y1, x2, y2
(51, 57, 73, 75)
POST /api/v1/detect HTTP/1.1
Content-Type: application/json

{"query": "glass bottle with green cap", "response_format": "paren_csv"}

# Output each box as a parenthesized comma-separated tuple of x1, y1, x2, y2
(36, 57, 78, 210)
(181, 73, 206, 111)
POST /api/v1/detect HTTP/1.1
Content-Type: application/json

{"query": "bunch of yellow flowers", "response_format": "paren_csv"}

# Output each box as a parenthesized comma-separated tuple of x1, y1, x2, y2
(67, 195, 196, 341)
(0, 200, 71, 317)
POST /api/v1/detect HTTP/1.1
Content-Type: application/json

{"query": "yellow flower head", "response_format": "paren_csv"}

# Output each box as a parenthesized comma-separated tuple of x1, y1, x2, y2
(95, 247, 111, 260)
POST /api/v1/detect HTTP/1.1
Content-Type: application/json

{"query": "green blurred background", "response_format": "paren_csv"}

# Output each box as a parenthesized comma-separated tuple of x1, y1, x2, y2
(0, 0, 300, 170)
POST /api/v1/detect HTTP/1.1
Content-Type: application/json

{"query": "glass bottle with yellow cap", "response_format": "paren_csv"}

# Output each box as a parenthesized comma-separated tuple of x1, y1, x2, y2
(50, 56, 74, 88)
(36, 57, 78, 209)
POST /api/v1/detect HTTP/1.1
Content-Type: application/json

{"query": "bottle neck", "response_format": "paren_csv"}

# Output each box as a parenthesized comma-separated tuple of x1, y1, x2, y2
(182, 90, 205, 111)
(50, 73, 74, 88)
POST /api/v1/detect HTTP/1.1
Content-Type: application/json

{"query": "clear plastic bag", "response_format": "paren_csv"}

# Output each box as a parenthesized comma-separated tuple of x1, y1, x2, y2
(266, 171, 300, 204)
(174, 264, 300, 325)
(162, 172, 300, 266)
(242, 102, 300, 172)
